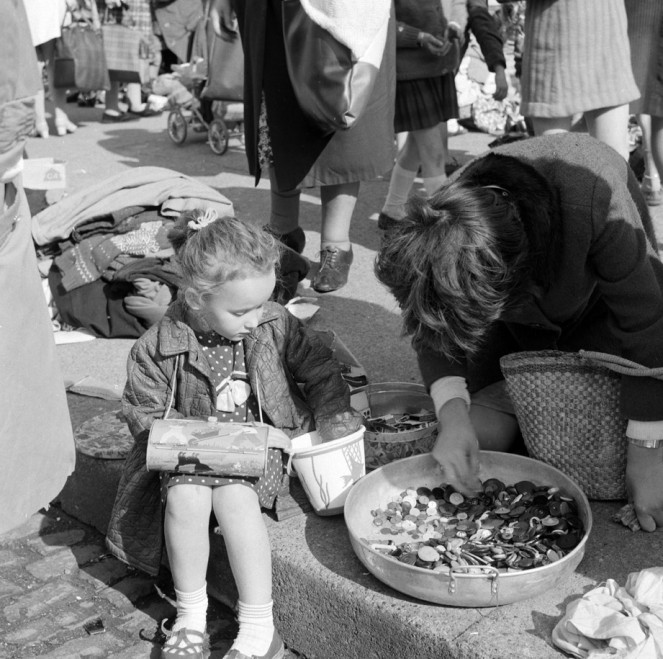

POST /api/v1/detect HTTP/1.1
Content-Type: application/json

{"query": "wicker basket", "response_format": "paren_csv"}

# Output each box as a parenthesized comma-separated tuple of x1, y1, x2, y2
(500, 350, 628, 500)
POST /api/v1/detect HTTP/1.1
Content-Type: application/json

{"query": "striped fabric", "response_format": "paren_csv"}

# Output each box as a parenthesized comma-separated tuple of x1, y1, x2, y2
(625, 0, 663, 117)
(521, 0, 640, 118)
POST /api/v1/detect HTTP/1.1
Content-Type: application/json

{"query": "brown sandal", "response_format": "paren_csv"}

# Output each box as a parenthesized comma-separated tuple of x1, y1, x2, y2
(161, 627, 208, 658)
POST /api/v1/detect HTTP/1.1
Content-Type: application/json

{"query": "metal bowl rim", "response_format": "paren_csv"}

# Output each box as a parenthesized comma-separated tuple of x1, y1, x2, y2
(345, 451, 593, 583)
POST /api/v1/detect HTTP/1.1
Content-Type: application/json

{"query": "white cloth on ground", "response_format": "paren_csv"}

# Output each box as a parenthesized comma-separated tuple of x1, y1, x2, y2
(552, 567, 663, 658)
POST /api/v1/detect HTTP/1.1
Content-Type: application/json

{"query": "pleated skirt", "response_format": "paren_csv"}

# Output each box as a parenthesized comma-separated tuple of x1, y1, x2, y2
(520, 0, 639, 118)
(394, 73, 459, 133)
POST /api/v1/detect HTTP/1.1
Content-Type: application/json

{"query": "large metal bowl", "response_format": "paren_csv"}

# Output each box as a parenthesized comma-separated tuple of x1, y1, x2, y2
(344, 451, 593, 607)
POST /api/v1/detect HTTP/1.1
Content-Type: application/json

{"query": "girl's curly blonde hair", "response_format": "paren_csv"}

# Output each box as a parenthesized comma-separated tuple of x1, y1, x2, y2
(167, 209, 281, 299)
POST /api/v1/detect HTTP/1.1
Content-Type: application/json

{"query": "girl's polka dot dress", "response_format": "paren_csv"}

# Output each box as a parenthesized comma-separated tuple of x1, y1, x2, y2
(162, 331, 283, 509)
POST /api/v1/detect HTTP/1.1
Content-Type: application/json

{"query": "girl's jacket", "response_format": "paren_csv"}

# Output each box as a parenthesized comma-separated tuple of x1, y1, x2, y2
(106, 300, 361, 575)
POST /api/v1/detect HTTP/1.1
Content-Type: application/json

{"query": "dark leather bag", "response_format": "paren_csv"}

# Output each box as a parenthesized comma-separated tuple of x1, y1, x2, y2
(55, 22, 110, 91)
(201, 19, 244, 101)
(281, 0, 387, 134)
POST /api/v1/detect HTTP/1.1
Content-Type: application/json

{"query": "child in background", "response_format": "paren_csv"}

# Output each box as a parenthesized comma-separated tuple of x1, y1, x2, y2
(106, 209, 362, 659)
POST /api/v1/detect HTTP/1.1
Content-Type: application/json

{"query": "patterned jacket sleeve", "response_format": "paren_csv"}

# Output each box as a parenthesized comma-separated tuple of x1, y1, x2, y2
(121, 334, 183, 446)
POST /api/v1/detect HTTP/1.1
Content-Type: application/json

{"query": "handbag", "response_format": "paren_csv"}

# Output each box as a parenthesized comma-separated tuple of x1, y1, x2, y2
(53, 37, 76, 89)
(281, 0, 388, 134)
(102, 19, 149, 84)
(145, 355, 269, 477)
(59, 22, 110, 92)
(200, 19, 244, 101)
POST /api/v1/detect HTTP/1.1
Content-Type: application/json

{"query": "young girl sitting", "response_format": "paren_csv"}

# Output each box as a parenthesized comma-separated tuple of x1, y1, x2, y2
(106, 209, 362, 659)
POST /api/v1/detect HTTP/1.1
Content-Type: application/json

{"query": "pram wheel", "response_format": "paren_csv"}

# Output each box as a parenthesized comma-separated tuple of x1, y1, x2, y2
(208, 119, 229, 155)
(167, 110, 188, 145)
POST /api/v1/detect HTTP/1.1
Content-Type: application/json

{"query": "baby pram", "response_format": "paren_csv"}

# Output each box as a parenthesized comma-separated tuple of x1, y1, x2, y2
(165, 60, 244, 156)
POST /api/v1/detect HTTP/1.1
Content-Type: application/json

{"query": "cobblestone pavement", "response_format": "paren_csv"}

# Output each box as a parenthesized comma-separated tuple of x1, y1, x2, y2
(0, 504, 302, 659)
(0, 504, 240, 658)
(0, 394, 301, 659)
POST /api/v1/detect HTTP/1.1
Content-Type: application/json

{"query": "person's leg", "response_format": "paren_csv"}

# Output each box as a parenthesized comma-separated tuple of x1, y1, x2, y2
(162, 484, 211, 657)
(585, 104, 630, 161)
(102, 80, 137, 122)
(40, 40, 76, 135)
(651, 116, 663, 187)
(105, 80, 121, 113)
(267, 167, 305, 253)
(469, 405, 521, 452)
(312, 181, 359, 293)
(126, 81, 145, 113)
(319, 181, 358, 250)
(638, 114, 663, 206)
(410, 123, 448, 195)
(213, 484, 279, 656)
(34, 88, 50, 139)
(381, 133, 419, 222)
(530, 116, 573, 136)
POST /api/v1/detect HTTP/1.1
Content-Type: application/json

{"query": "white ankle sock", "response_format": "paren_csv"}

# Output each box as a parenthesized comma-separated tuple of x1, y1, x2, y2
(231, 600, 275, 656)
(382, 163, 417, 219)
(423, 172, 448, 196)
(173, 585, 208, 634)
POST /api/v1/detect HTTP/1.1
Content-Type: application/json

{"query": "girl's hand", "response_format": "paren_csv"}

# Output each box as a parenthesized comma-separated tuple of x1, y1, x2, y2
(493, 66, 509, 101)
(626, 443, 663, 531)
(433, 399, 482, 495)
(420, 33, 452, 57)
(209, 0, 237, 38)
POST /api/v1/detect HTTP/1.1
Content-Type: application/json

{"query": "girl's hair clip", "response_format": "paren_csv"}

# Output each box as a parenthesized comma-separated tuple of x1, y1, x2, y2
(188, 208, 218, 231)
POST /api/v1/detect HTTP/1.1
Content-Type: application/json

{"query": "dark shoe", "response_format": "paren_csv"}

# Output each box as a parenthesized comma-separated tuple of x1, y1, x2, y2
(129, 107, 163, 117)
(222, 630, 285, 659)
(273, 246, 310, 304)
(312, 245, 353, 293)
(263, 226, 306, 254)
(377, 212, 401, 232)
(101, 111, 138, 123)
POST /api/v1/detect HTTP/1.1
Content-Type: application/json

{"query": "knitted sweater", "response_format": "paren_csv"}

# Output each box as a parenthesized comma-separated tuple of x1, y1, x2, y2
(395, 0, 467, 81)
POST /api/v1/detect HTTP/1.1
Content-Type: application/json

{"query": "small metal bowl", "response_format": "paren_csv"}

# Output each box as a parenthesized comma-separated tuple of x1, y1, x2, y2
(344, 451, 593, 607)
(358, 382, 439, 470)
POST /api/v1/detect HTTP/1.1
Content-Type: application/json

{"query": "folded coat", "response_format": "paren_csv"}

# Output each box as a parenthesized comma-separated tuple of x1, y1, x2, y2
(32, 166, 234, 245)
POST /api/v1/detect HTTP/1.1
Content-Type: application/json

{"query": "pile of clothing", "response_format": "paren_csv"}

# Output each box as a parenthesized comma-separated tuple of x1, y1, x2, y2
(33, 166, 234, 338)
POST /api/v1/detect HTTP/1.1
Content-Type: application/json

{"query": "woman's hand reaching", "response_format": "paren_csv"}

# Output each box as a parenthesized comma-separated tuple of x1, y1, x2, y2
(432, 399, 482, 496)
(626, 443, 663, 531)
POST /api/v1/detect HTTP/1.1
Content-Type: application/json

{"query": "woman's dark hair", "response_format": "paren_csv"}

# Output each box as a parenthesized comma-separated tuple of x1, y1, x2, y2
(375, 153, 557, 359)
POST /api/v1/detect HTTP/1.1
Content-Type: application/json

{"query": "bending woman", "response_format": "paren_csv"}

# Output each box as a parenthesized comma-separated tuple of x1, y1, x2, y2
(376, 133, 663, 532)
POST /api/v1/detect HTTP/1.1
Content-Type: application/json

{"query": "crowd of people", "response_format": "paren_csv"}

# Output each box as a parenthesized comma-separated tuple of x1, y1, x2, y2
(3, 1, 663, 659)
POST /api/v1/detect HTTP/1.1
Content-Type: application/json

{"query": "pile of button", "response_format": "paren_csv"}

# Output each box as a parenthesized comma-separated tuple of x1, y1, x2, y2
(364, 409, 437, 434)
(368, 479, 584, 572)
